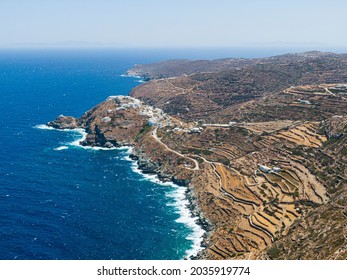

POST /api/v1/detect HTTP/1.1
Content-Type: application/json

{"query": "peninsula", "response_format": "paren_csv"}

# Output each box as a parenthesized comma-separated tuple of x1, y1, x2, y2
(48, 51, 347, 260)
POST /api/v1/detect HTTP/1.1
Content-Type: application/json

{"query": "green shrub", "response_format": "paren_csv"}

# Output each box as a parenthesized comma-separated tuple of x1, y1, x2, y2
(268, 246, 281, 259)
(342, 147, 347, 157)
(135, 123, 151, 142)
(293, 189, 299, 198)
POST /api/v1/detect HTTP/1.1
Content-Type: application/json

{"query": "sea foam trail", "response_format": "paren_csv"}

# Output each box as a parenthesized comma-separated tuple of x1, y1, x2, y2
(35, 125, 118, 151)
(120, 74, 144, 83)
(120, 74, 142, 79)
(35, 124, 56, 130)
(69, 129, 125, 151)
(54, 146, 68, 151)
(124, 147, 205, 259)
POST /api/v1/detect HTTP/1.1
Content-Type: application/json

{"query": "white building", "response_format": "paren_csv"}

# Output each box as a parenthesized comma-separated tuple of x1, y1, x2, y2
(189, 127, 203, 134)
(272, 167, 281, 173)
(335, 84, 347, 89)
(298, 99, 311, 105)
(258, 164, 272, 173)
(101, 117, 111, 123)
(148, 117, 158, 126)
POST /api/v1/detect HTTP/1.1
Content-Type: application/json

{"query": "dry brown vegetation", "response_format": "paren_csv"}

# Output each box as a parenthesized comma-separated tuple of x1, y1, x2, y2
(157, 118, 335, 259)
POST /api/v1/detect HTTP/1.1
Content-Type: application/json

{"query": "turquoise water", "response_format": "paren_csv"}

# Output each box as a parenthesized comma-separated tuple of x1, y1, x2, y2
(0, 49, 204, 260)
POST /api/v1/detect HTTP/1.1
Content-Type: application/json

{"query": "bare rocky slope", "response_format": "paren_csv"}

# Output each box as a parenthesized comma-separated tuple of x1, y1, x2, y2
(49, 51, 347, 259)
(125, 57, 257, 80)
(130, 51, 347, 123)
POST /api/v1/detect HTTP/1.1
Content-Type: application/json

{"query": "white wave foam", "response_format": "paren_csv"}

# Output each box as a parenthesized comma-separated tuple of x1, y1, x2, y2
(125, 153, 205, 259)
(35, 125, 87, 147)
(68, 129, 126, 151)
(35, 124, 86, 135)
(35, 124, 55, 130)
(36, 124, 86, 147)
(120, 74, 142, 79)
(67, 128, 87, 147)
(36, 124, 127, 151)
(167, 186, 205, 258)
(54, 146, 68, 151)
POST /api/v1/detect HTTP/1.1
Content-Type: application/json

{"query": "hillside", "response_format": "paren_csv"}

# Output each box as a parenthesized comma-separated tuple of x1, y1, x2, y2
(48, 51, 347, 260)
(130, 52, 347, 123)
(125, 58, 257, 80)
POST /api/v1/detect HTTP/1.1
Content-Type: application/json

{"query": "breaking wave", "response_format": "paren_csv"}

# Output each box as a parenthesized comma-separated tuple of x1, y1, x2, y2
(123, 147, 205, 259)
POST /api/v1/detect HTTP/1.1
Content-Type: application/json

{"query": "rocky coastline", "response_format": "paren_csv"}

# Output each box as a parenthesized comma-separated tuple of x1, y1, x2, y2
(46, 99, 211, 259)
(128, 149, 213, 259)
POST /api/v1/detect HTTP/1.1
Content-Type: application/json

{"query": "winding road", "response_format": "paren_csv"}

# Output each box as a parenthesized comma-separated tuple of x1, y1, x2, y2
(151, 126, 200, 171)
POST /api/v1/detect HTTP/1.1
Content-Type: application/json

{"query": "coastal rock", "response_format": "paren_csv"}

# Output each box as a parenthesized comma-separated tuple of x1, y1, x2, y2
(137, 157, 160, 174)
(171, 176, 189, 186)
(80, 132, 97, 146)
(47, 115, 79, 129)
(104, 141, 115, 148)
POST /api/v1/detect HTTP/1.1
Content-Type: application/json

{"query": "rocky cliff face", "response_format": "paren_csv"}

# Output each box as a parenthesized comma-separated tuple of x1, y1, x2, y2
(48, 97, 149, 148)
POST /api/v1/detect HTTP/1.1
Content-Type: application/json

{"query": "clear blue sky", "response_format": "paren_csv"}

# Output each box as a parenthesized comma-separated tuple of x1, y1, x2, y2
(0, 0, 346, 48)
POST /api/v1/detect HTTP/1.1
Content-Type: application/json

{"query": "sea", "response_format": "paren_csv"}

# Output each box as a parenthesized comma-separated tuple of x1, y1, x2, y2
(0, 47, 321, 260)
(0, 49, 208, 260)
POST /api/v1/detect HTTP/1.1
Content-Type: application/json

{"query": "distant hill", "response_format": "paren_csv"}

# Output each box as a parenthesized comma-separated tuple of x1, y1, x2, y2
(130, 51, 347, 123)
(125, 58, 257, 79)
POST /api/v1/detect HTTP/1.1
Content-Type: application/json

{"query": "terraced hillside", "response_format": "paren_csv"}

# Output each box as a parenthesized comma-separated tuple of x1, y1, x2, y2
(155, 116, 337, 259)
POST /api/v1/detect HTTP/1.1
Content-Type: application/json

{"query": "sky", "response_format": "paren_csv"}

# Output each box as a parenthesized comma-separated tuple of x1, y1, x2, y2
(0, 0, 346, 49)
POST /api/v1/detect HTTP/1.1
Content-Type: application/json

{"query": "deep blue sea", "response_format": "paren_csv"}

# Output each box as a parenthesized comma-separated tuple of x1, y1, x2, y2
(0, 47, 322, 260)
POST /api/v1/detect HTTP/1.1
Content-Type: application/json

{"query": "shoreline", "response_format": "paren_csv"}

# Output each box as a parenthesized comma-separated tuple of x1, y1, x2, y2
(124, 147, 206, 259)
(35, 124, 207, 259)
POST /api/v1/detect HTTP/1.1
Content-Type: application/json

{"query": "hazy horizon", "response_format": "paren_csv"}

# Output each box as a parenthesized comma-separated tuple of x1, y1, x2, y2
(0, 46, 346, 62)
(1, 0, 346, 50)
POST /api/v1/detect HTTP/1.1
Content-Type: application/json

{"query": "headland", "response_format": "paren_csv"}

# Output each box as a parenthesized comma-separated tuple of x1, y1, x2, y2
(48, 51, 347, 259)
